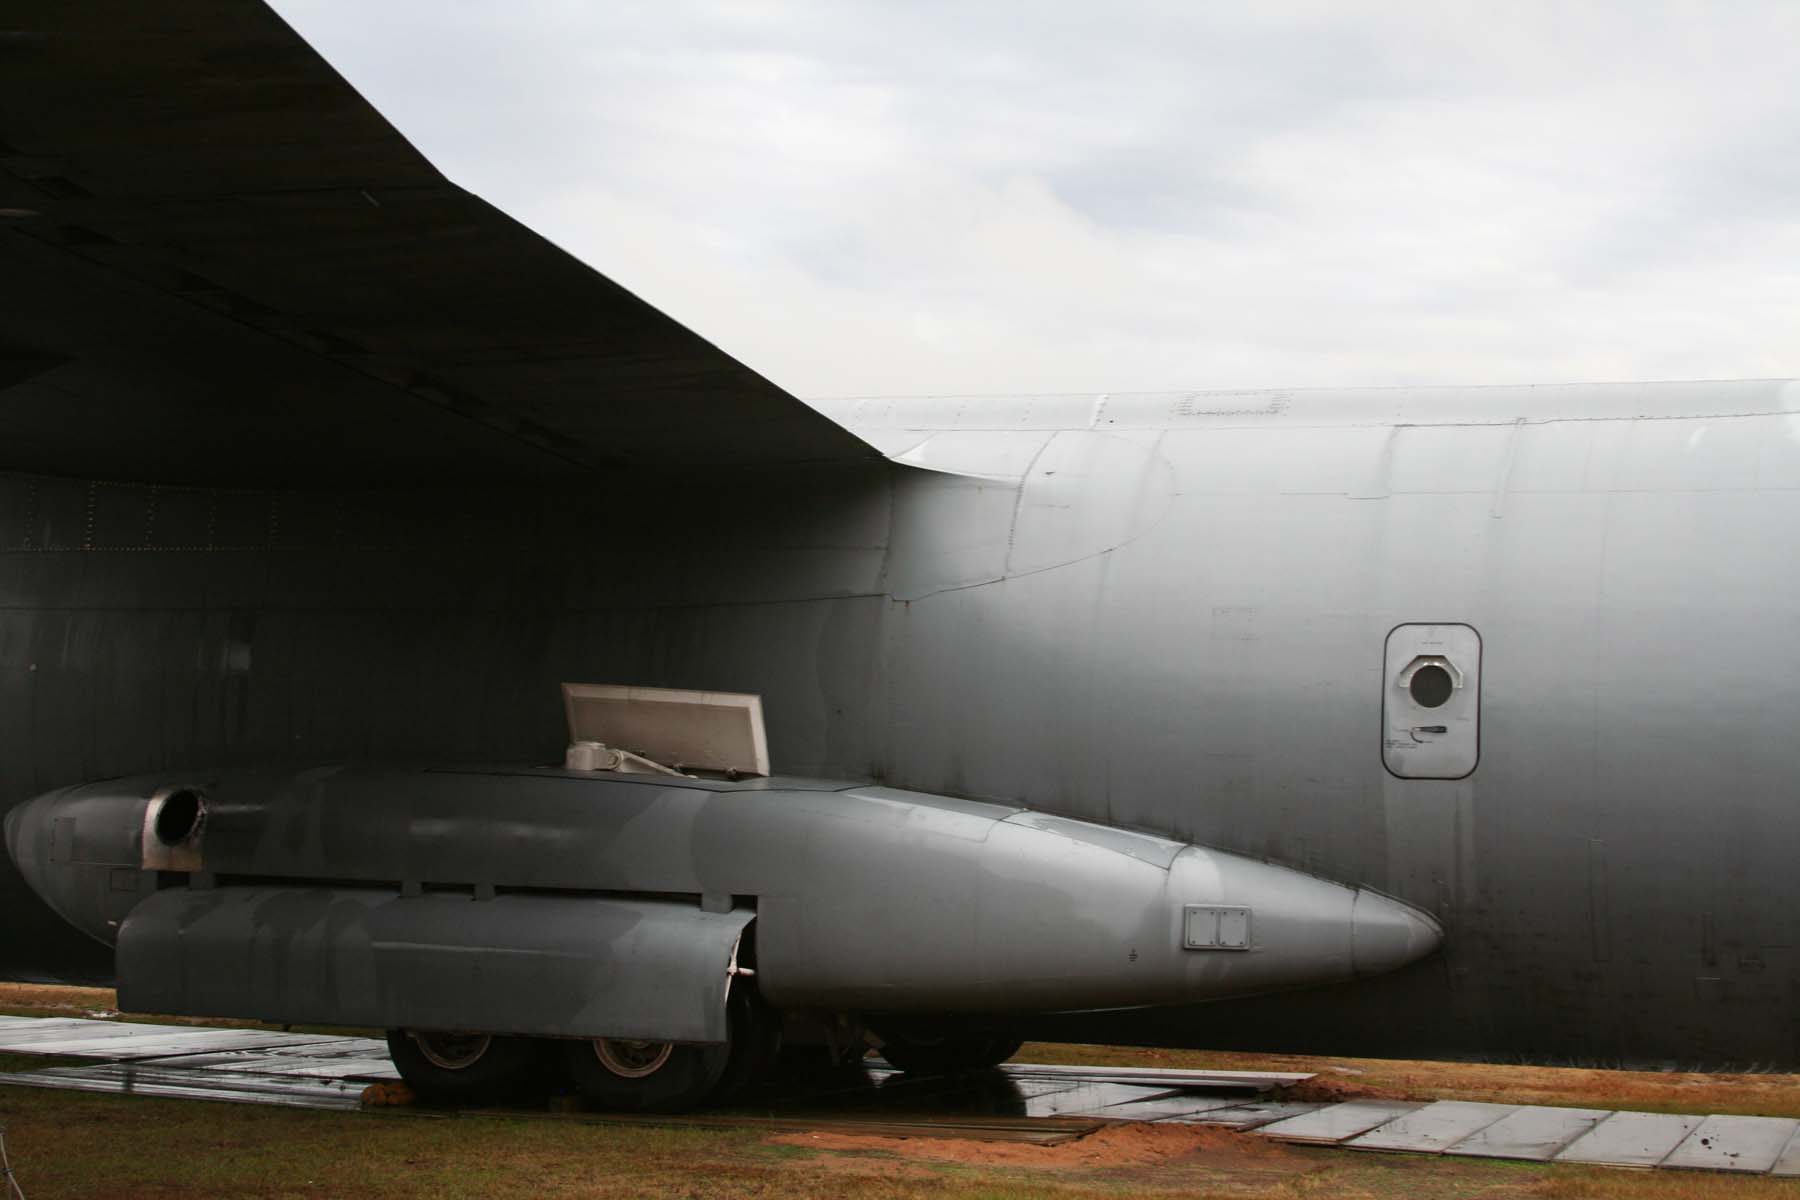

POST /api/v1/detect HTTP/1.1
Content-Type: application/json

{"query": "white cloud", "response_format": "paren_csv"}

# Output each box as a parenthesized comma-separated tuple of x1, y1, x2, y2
(272, 0, 1800, 396)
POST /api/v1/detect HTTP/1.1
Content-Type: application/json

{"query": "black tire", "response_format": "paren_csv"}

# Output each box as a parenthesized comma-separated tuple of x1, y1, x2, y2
(714, 984, 782, 1104)
(563, 1034, 731, 1112)
(876, 1030, 1023, 1075)
(385, 1029, 547, 1105)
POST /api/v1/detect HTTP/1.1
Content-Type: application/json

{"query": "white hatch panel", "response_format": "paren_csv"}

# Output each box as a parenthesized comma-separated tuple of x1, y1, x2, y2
(1382, 624, 1481, 779)
(562, 684, 770, 778)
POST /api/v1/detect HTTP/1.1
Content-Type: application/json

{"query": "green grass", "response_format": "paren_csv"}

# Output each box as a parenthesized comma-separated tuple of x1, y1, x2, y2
(3, 1084, 1798, 1200)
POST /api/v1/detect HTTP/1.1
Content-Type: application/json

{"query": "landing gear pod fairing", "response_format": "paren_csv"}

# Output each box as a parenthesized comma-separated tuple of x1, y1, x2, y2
(5, 766, 1440, 1107)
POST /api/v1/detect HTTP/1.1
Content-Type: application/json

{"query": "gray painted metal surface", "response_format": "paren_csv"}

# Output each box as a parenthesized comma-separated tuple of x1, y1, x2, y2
(117, 887, 754, 1043)
(12, 766, 1441, 1036)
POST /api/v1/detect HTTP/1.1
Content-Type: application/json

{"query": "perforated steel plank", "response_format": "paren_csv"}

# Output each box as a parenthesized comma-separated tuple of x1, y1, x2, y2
(1259, 1100, 1425, 1145)
(1346, 1101, 1514, 1153)
(1554, 1111, 1705, 1168)
(1661, 1114, 1799, 1174)
(1444, 1105, 1610, 1161)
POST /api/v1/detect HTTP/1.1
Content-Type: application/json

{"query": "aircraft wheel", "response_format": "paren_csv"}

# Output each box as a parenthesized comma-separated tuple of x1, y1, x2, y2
(563, 1034, 730, 1112)
(385, 1029, 546, 1105)
(876, 1030, 1023, 1075)
(714, 984, 782, 1103)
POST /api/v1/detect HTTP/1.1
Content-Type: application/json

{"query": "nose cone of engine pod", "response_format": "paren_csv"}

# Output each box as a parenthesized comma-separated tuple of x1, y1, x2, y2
(1165, 846, 1443, 1001)
(1351, 887, 1445, 978)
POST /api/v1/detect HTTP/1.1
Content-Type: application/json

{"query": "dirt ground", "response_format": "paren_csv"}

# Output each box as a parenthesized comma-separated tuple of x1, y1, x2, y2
(5, 984, 1800, 1198)
(771, 1119, 1296, 1167)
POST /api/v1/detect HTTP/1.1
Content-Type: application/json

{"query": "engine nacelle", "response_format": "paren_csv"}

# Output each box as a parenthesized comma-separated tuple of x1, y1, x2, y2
(5, 765, 1441, 1040)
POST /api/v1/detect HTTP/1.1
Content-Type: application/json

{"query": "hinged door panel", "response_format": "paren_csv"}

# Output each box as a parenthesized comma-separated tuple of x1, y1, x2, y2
(1383, 623, 1481, 779)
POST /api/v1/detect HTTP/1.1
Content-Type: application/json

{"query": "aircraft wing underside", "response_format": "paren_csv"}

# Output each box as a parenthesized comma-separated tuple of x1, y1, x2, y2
(0, 0, 876, 486)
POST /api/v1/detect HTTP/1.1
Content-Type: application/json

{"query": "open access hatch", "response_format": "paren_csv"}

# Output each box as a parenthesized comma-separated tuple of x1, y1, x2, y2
(562, 683, 770, 778)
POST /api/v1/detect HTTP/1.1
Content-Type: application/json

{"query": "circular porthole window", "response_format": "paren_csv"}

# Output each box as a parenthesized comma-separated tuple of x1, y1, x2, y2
(1408, 663, 1455, 708)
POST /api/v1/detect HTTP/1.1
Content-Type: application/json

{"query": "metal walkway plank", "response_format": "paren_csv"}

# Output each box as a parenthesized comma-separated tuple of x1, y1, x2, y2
(0, 1068, 365, 1111)
(1102, 1093, 1256, 1122)
(0, 1014, 76, 1028)
(1443, 1105, 1611, 1161)
(1346, 1101, 1515, 1154)
(0, 1020, 147, 1047)
(1554, 1111, 1705, 1168)
(1661, 1114, 1799, 1174)
(135, 1052, 398, 1080)
(8, 1010, 1800, 1172)
(19, 1029, 342, 1059)
(141, 1041, 395, 1073)
(1000, 1063, 1313, 1091)
(1258, 1100, 1425, 1145)
(1769, 1126, 1800, 1178)
(1180, 1100, 1323, 1130)
(37, 1062, 367, 1097)
(1019, 1082, 1176, 1118)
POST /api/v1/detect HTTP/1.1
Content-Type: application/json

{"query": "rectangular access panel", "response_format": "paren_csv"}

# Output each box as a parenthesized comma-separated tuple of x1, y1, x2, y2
(1382, 623, 1481, 779)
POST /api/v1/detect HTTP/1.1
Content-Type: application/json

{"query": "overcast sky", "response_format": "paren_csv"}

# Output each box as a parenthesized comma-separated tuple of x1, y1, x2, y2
(272, 1, 1800, 399)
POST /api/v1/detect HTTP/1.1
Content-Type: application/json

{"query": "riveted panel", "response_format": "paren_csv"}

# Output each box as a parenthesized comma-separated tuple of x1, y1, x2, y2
(1184, 904, 1252, 951)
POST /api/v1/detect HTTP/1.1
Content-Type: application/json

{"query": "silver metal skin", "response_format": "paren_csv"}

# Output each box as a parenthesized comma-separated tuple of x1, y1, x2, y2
(5, 767, 1440, 1040)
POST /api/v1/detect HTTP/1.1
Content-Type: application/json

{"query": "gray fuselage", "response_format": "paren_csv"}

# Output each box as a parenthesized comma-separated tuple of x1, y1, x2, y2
(812, 379, 1800, 1064)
